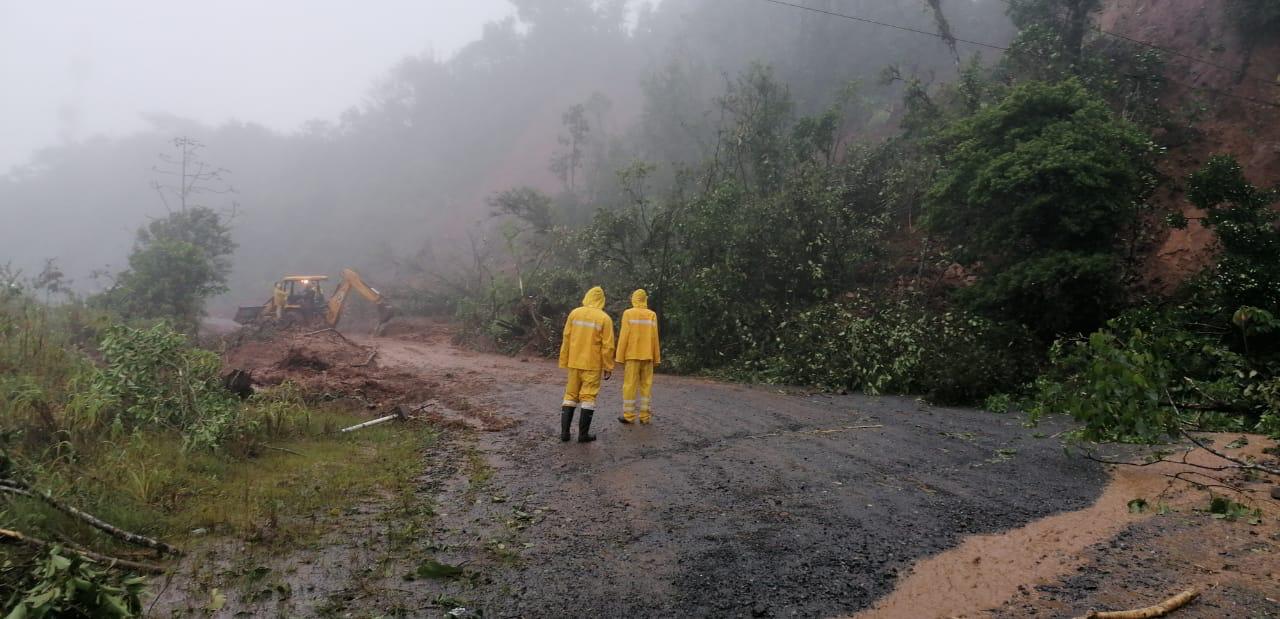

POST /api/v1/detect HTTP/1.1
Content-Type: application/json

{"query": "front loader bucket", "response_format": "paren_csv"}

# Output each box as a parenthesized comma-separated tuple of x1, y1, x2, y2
(234, 305, 266, 325)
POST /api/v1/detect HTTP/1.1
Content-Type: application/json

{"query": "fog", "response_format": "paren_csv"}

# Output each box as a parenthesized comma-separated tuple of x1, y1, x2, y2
(0, 0, 1014, 313)
(0, 0, 513, 171)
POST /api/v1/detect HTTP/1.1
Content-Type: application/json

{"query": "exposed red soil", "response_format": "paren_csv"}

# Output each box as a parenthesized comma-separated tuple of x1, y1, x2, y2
(219, 325, 428, 409)
(1097, 0, 1280, 291)
(862, 435, 1280, 618)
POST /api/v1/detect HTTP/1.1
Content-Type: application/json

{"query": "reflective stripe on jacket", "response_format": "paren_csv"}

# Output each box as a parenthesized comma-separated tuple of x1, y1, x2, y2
(615, 289, 660, 364)
(559, 286, 616, 371)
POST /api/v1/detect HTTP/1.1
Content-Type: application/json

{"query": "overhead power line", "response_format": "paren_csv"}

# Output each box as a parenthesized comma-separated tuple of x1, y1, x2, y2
(1094, 27, 1280, 91)
(1161, 74, 1280, 109)
(757, 0, 1009, 51)
(757, 0, 1279, 109)
(991, 0, 1279, 90)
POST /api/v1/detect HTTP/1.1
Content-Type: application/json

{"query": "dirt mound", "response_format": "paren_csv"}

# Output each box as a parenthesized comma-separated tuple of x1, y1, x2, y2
(221, 327, 428, 408)
(379, 316, 457, 344)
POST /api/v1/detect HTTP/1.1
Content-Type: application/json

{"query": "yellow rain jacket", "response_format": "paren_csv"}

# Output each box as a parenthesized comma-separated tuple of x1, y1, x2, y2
(559, 286, 616, 371)
(615, 289, 660, 364)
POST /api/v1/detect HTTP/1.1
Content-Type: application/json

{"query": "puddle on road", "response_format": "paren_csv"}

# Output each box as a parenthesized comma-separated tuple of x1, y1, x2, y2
(852, 435, 1276, 619)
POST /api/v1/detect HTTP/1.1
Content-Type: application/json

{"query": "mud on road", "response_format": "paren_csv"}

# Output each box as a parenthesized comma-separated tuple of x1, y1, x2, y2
(163, 326, 1278, 617)
(359, 335, 1108, 617)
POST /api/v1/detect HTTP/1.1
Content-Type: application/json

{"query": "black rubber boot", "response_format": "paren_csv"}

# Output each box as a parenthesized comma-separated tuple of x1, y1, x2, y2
(617, 415, 634, 425)
(560, 406, 575, 442)
(578, 409, 597, 443)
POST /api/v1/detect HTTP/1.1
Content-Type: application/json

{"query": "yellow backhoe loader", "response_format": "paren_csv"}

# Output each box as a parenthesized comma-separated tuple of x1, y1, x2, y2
(234, 268, 395, 334)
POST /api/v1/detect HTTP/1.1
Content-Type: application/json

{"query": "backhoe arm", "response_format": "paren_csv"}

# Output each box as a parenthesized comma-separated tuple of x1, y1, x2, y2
(326, 268, 395, 333)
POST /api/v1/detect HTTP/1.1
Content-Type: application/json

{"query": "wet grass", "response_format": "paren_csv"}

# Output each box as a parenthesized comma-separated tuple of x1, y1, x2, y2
(465, 446, 493, 491)
(2, 408, 436, 552)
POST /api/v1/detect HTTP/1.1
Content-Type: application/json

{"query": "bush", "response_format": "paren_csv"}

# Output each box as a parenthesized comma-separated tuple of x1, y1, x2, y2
(93, 207, 235, 333)
(957, 251, 1122, 339)
(926, 79, 1155, 338)
(1032, 304, 1279, 442)
(2, 547, 146, 618)
(746, 296, 1040, 404)
(1182, 155, 1280, 313)
(85, 322, 239, 449)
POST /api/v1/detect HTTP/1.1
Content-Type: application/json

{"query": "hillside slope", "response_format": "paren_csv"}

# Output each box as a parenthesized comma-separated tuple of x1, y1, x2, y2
(1098, 0, 1280, 289)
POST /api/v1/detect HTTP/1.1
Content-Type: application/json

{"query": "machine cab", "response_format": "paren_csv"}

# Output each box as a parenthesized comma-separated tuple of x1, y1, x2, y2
(273, 275, 329, 316)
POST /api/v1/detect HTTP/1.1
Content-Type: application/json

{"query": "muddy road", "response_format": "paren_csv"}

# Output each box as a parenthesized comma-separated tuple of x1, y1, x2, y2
(154, 329, 1280, 617)
(359, 335, 1109, 617)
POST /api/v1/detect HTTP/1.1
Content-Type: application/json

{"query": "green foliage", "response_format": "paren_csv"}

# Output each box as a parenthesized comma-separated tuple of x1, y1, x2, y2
(1004, 0, 1166, 128)
(2, 548, 146, 619)
(926, 80, 1155, 338)
(1208, 495, 1261, 522)
(666, 165, 887, 369)
(134, 206, 236, 284)
(1005, 0, 1103, 74)
(94, 207, 235, 333)
(1185, 155, 1280, 312)
(716, 64, 795, 193)
(88, 322, 239, 449)
(489, 187, 555, 234)
(984, 393, 1014, 414)
(1032, 158, 1280, 443)
(1032, 323, 1177, 443)
(928, 80, 1154, 258)
(1032, 302, 1280, 442)
(745, 296, 1039, 404)
(956, 251, 1122, 338)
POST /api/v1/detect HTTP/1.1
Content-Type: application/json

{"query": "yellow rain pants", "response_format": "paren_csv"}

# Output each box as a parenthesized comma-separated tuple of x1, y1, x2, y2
(621, 360, 654, 423)
(617, 289, 660, 423)
(563, 369, 603, 411)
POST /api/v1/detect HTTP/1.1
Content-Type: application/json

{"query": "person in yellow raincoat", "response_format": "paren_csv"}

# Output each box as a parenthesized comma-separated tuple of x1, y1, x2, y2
(615, 289, 660, 425)
(559, 286, 615, 442)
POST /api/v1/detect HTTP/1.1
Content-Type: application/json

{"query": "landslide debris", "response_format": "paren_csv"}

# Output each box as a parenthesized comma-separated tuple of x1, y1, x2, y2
(220, 325, 423, 407)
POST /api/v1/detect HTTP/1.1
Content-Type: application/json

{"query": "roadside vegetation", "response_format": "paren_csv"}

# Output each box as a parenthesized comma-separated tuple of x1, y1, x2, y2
(3, 0, 1278, 615)
(1, 211, 429, 616)
(429, 0, 1280, 449)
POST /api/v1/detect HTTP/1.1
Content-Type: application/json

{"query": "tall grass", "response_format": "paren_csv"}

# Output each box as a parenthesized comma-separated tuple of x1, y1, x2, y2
(1, 291, 434, 615)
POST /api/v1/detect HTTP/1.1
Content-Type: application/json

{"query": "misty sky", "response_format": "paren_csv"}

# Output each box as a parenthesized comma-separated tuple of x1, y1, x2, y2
(0, 0, 513, 172)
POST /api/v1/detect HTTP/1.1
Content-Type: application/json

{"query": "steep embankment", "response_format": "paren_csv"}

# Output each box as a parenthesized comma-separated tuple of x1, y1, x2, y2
(1097, 0, 1280, 290)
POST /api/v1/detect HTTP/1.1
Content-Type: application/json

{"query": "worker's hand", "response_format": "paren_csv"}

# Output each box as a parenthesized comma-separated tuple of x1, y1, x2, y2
(603, 370, 613, 381)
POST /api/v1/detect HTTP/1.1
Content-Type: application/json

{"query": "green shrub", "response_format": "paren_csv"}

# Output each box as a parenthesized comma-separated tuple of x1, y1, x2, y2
(926, 79, 1156, 339)
(2, 547, 146, 618)
(1032, 304, 1280, 442)
(746, 296, 1039, 404)
(92, 207, 235, 334)
(1182, 155, 1280, 313)
(957, 251, 1121, 339)
(85, 322, 239, 449)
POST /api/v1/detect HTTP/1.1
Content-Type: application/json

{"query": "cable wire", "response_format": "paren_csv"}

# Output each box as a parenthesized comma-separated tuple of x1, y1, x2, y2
(757, 0, 1009, 51)
(994, 0, 1280, 89)
(756, 0, 1278, 109)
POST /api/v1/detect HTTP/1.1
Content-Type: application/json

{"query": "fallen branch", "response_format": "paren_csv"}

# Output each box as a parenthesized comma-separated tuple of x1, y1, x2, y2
(1077, 588, 1198, 619)
(1165, 391, 1280, 477)
(0, 484, 182, 556)
(301, 327, 334, 337)
(1164, 470, 1244, 495)
(351, 349, 378, 367)
(263, 445, 305, 457)
(746, 424, 883, 440)
(0, 528, 166, 574)
(1179, 428, 1280, 477)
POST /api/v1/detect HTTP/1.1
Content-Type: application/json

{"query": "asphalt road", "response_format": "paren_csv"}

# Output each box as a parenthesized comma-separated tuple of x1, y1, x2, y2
(372, 337, 1109, 617)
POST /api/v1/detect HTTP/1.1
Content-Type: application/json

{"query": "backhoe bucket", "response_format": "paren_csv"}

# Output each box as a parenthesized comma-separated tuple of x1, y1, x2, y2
(234, 305, 266, 324)
(372, 303, 396, 336)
